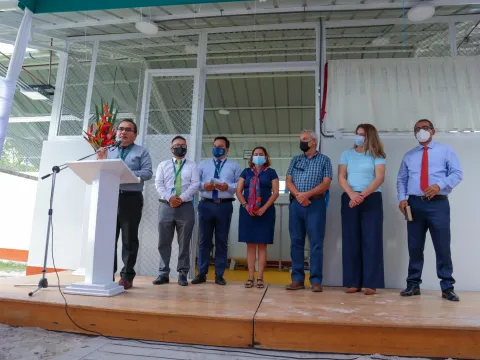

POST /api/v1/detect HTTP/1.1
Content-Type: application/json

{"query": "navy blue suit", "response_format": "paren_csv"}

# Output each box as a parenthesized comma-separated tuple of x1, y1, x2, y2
(197, 158, 242, 276)
(397, 141, 463, 291)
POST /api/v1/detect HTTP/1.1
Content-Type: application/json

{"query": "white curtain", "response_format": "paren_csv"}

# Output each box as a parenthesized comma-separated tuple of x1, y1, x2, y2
(325, 57, 480, 132)
(0, 9, 33, 157)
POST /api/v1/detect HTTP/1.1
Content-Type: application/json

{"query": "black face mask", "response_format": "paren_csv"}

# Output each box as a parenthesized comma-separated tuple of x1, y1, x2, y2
(173, 147, 187, 157)
(300, 141, 311, 153)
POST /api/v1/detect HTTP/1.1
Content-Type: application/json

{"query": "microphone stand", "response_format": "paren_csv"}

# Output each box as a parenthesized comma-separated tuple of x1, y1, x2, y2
(18, 143, 120, 296)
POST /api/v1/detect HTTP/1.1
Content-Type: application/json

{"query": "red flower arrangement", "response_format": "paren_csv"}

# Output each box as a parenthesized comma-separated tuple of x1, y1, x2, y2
(83, 99, 118, 151)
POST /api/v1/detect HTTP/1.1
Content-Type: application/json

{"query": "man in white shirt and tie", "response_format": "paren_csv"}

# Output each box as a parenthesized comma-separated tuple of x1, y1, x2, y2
(153, 136, 200, 286)
(191, 136, 242, 286)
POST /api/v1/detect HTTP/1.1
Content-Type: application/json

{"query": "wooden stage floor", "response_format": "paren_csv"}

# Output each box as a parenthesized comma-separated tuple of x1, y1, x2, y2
(0, 272, 479, 359)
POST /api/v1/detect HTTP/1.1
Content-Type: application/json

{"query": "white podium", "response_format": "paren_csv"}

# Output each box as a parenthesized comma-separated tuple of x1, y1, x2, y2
(63, 159, 140, 297)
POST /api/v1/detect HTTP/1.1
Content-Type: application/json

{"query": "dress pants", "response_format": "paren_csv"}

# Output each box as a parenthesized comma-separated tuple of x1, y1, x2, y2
(158, 201, 195, 277)
(197, 200, 233, 277)
(341, 192, 385, 289)
(289, 197, 326, 285)
(407, 197, 455, 291)
(114, 191, 143, 282)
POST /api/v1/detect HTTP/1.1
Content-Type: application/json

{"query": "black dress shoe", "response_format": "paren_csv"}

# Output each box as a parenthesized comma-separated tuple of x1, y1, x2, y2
(400, 285, 421, 296)
(442, 289, 459, 301)
(152, 275, 169, 285)
(191, 274, 207, 284)
(178, 274, 188, 286)
(215, 275, 226, 286)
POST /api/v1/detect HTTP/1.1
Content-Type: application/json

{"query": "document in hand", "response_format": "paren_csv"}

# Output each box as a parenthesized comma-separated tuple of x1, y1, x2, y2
(210, 178, 224, 185)
(405, 206, 413, 222)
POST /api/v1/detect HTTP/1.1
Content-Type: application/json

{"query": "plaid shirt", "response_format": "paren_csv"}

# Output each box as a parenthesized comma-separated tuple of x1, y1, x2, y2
(287, 152, 333, 192)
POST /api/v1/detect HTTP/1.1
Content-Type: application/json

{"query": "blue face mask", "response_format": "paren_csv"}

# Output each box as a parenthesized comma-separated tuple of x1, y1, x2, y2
(212, 147, 226, 158)
(252, 156, 266, 166)
(354, 135, 365, 147)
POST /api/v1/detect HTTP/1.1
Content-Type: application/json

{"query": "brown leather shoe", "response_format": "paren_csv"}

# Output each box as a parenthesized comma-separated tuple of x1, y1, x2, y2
(119, 278, 133, 290)
(285, 281, 305, 290)
(364, 288, 376, 295)
(346, 287, 361, 293)
(312, 284, 323, 292)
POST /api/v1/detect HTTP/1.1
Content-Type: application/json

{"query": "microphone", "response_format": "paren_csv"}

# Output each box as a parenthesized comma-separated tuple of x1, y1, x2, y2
(108, 139, 123, 150)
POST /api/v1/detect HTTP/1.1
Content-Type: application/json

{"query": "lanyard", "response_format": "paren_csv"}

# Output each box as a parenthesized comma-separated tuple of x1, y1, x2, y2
(213, 158, 227, 177)
(172, 159, 186, 186)
(117, 144, 134, 161)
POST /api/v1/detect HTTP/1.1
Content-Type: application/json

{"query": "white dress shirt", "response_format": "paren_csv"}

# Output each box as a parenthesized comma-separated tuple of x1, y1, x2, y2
(155, 157, 200, 202)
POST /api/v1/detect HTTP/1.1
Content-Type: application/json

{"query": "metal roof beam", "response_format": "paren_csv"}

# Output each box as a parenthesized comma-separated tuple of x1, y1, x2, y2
(35, 1, 480, 31)
(0, 17, 65, 41)
(325, 13, 480, 28)
(8, 116, 51, 123)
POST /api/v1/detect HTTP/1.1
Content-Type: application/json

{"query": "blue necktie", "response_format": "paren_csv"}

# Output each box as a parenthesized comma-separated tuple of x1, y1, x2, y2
(212, 160, 221, 201)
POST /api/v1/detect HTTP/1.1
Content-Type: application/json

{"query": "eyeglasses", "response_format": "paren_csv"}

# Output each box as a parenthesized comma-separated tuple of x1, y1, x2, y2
(414, 126, 433, 132)
(172, 144, 187, 149)
(117, 127, 134, 133)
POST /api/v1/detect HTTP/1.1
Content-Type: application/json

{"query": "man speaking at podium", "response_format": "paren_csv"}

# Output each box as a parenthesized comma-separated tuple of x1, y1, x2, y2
(97, 119, 153, 290)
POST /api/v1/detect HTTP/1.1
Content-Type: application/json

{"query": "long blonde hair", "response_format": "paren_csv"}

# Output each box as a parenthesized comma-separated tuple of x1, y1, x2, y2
(355, 124, 386, 159)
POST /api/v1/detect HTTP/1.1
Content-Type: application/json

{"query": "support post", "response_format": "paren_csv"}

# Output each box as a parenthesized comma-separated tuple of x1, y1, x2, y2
(189, 29, 208, 279)
(449, 20, 458, 56)
(0, 8, 33, 156)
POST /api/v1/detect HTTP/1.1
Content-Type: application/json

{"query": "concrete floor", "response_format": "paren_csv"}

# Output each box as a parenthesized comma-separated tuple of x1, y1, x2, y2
(54, 336, 428, 360)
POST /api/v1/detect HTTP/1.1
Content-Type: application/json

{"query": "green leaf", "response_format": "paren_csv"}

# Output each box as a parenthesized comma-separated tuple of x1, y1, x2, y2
(95, 104, 99, 121)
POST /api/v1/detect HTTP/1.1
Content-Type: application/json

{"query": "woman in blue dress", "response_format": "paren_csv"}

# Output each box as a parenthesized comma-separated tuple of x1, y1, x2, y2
(236, 147, 279, 289)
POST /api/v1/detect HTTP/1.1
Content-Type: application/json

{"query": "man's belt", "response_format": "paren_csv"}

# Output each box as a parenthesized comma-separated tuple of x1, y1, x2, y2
(201, 198, 235, 203)
(119, 190, 142, 195)
(159, 199, 193, 205)
(409, 195, 448, 201)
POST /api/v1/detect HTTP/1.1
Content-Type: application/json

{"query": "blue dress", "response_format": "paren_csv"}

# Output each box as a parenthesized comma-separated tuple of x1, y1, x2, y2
(238, 167, 278, 244)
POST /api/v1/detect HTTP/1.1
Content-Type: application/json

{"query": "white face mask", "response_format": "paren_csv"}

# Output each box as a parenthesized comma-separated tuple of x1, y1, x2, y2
(415, 129, 431, 143)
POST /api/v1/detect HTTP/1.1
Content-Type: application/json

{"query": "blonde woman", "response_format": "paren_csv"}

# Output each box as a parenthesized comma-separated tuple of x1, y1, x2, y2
(338, 124, 386, 295)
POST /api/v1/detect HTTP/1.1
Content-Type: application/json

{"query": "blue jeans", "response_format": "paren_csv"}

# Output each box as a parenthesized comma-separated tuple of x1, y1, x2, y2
(289, 198, 326, 285)
(341, 192, 384, 289)
(197, 200, 233, 277)
(407, 197, 454, 291)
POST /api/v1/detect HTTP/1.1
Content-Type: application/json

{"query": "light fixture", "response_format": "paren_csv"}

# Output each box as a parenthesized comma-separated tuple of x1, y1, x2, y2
(135, 20, 158, 36)
(0, 42, 37, 55)
(20, 90, 48, 100)
(218, 109, 230, 115)
(407, 4, 435, 22)
(20, 84, 55, 101)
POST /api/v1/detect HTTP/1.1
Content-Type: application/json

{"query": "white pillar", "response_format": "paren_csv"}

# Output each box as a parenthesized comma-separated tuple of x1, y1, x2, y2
(449, 20, 458, 57)
(0, 8, 33, 156)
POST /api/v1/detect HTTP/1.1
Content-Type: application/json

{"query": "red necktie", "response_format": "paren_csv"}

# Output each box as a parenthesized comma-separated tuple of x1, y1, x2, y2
(420, 146, 429, 191)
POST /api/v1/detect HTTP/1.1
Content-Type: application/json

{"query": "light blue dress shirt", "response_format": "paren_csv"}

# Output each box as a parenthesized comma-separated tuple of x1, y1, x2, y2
(107, 143, 153, 192)
(396, 141, 463, 202)
(198, 158, 242, 199)
(339, 149, 386, 192)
